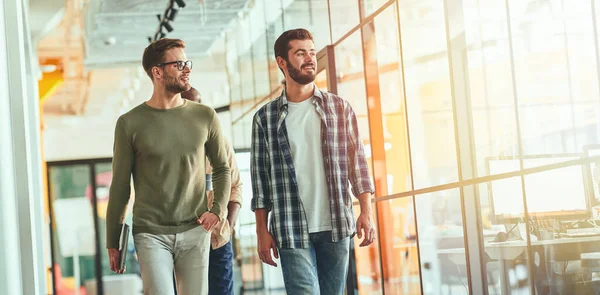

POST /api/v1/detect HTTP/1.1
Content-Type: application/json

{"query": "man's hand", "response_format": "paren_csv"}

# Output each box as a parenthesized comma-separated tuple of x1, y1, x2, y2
(257, 230, 279, 267)
(197, 211, 220, 232)
(108, 248, 125, 274)
(227, 216, 236, 230)
(227, 202, 241, 230)
(356, 213, 376, 247)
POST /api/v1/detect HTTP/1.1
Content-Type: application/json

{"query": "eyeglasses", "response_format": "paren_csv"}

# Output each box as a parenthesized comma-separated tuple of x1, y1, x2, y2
(154, 60, 193, 71)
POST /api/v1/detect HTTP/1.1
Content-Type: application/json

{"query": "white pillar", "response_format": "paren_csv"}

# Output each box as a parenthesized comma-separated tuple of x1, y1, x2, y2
(1, 0, 46, 294)
(21, 0, 48, 293)
(0, 0, 25, 294)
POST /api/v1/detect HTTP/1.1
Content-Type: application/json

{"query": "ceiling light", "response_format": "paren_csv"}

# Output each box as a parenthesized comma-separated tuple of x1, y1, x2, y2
(167, 7, 178, 21)
(162, 21, 173, 33)
(154, 31, 166, 41)
(174, 0, 186, 8)
(40, 65, 57, 73)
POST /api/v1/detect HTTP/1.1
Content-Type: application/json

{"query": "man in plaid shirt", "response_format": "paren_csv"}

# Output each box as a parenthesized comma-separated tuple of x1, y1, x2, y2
(250, 28, 375, 295)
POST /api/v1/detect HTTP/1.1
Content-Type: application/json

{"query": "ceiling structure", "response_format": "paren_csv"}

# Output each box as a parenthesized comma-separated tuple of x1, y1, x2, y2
(37, 0, 89, 116)
(83, 0, 251, 67)
(36, 0, 253, 117)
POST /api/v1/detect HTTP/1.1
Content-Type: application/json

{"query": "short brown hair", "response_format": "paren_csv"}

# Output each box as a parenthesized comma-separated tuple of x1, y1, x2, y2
(142, 38, 185, 80)
(274, 29, 313, 62)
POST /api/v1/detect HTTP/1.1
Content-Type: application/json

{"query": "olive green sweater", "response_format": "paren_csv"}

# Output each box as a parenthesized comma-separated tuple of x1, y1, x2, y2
(106, 100, 231, 249)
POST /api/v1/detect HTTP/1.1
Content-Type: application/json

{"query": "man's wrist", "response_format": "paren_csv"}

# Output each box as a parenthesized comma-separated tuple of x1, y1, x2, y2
(207, 210, 221, 221)
(256, 227, 269, 235)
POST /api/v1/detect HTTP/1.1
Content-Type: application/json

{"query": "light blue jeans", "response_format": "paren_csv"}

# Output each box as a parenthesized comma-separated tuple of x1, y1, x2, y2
(278, 231, 350, 295)
(134, 225, 211, 295)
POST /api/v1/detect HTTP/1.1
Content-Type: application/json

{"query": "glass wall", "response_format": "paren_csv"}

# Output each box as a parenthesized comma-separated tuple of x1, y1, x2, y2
(47, 160, 141, 295)
(227, 0, 600, 294)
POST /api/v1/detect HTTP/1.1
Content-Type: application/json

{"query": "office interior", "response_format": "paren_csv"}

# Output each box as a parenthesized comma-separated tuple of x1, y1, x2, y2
(4, 0, 600, 294)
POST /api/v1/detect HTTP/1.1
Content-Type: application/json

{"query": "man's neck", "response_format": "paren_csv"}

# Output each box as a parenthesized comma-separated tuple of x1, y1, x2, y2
(285, 80, 314, 103)
(147, 88, 184, 109)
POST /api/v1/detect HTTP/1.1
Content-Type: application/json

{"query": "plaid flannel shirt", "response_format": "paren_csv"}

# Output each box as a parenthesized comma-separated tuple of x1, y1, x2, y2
(250, 86, 374, 249)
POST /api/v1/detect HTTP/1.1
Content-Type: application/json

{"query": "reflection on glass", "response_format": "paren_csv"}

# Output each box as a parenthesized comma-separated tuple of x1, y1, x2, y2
(329, 0, 361, 42)
(49, 165, 97, 294)
(239, 224, 264, 290)
(372, 4, 421, 295)
(283, 0, 331, 47)
(477, 176, 530, 295)
(361, 0, 392, 17)
(335, 29, 380, 294)
(397, 0, 459, 189)
(252, 31, 271, 101)
(373, 3, 411, 196)
(381, 198, 420, 295)
(415, 189, 469, 295)
(352, 203, 383, 295)
(335, 31, 370, 150)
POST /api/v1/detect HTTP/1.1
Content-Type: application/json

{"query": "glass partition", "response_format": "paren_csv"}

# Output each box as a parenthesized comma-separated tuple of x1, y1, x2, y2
(220, 0, 600, 294)
(49, 164, 97, 295)
(48, 160, 142, 295)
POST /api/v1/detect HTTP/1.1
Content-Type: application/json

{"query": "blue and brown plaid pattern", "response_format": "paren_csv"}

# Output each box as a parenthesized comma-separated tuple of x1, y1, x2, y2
(250, 86, 374, 249)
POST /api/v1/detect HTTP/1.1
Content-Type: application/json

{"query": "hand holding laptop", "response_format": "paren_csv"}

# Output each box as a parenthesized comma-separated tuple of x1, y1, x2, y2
(108, 223, 130, 274)
(108, 248, 125, 274)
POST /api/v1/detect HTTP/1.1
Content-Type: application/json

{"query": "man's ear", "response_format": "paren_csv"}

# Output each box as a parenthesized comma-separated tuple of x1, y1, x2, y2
(276, 56, 286, 72)
(152, 66, 162, 80)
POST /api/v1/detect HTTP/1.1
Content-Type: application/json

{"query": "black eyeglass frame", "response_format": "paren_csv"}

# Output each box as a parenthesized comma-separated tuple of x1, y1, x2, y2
(154, 60, 193, 71)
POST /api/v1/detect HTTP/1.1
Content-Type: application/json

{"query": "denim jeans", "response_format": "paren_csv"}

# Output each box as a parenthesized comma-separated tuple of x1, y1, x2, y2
(208, 241, 234, 295)
(134, 225, 211, 295)
(278, 231, 350, 295)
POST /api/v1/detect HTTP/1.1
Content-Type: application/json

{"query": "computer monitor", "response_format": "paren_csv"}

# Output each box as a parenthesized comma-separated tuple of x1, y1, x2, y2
(584, 145, 600, 203)
(486, 154, 590, 224)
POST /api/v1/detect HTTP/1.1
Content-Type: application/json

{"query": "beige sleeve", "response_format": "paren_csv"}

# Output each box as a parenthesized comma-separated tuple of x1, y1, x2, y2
(206, 140, 242, 206)
(228, 144, 243, 206)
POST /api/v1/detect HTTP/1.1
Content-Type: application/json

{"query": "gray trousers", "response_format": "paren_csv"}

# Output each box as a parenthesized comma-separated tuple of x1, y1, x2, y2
(134, 225, 211, 295)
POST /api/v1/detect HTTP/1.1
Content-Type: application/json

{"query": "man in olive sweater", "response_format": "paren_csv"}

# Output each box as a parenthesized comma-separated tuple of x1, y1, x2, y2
(106, 38, 231, 295)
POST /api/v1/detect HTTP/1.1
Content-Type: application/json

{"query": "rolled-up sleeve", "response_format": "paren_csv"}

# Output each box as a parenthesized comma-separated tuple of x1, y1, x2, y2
(345, 102, 374, 197)
(228, 144, 243, 206)
(250, 113, 272, 211)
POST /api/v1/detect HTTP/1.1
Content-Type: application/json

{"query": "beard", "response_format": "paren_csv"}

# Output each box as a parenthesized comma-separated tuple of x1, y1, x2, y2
(287, 61, 316, 85)
(164, 72, 189, 93)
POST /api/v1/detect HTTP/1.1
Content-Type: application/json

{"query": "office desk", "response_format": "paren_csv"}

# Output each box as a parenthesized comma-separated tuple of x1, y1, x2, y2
(439, 235, 600, 262)
(438, 236, 600, 294)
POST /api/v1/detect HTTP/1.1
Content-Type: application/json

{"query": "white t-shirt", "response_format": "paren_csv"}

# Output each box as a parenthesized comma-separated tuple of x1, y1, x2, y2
(285, 98, 332, 233)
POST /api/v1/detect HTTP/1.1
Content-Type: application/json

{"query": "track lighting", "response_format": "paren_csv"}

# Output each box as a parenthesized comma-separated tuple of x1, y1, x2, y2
(167, 7, 178, 21)
(174, 0, 186, 8)
(148, 0, 184, 43)
(162, 21, 173, 33)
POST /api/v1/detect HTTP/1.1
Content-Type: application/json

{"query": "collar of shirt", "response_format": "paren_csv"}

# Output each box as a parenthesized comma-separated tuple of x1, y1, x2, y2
(277, 84, 324, 113)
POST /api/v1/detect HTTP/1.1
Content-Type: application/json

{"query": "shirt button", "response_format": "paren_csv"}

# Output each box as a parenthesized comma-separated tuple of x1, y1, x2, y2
(325, 158, 329, 163)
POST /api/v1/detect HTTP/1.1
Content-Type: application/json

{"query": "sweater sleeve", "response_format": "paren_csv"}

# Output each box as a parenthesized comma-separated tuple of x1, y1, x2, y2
(106, 117, 133, 249)
(204, 110, 231, 220)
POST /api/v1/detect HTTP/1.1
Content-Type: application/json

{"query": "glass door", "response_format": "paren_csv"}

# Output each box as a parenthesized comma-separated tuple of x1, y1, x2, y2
(47, 159, 141, 295)
(316, 45, 338, 94)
